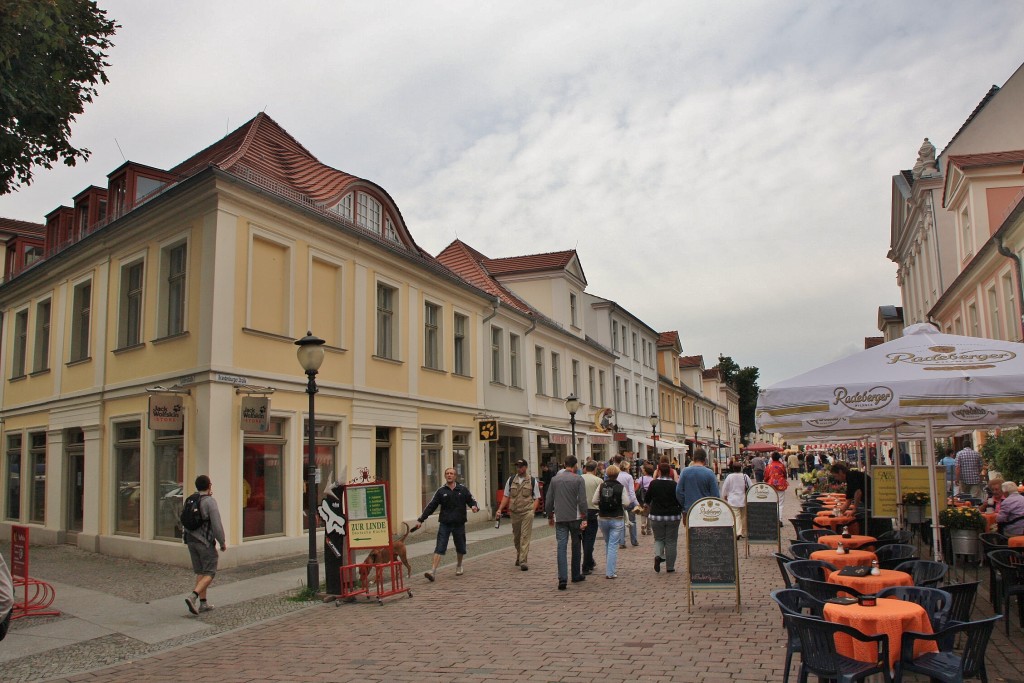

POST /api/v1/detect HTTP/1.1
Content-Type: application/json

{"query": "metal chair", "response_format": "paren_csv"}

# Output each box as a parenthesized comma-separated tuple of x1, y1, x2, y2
(774, 552, 794, 589)
(894, 559, 948, 588)
(785, 559, 838, 584)
(790, 542, 829, 559)
(892, 616, 1001, 683)
(799, 528, 833, 543)
(876, 543, 918, 570)
(796, 577, 863, 602)
(987, 549, 1024, 635)
(877, 586, 951, 630)
(785, 612, 891, 683)
(770, 588, 826, 683)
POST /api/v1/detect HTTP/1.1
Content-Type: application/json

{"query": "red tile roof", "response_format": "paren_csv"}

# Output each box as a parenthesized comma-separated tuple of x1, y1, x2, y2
(864, 336, 884, 349)
(679, 355, 703, 368)
(0, 218, 45, 237)
(435, 240, 534, 315)
(946, 149, 1024, 170)
(483, 250, 576, 276)
(657, 331, 681, 348)
(703, 368, 721, 380)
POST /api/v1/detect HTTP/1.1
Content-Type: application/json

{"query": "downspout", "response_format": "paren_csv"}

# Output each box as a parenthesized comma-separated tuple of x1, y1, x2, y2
(482, 296, 500, 324)
(995, 235, 1024, 341)
(523, 313, 537, 337)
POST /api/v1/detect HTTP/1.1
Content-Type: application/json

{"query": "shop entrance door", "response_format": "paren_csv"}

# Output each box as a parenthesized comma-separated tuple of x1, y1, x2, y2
(66, 452, 84, 540)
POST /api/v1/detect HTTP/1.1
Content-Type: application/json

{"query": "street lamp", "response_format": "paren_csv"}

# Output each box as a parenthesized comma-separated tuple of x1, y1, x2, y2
(716, 428, 722, 465)
(296, 331, 325, 594)
(565, 393, 580, 460)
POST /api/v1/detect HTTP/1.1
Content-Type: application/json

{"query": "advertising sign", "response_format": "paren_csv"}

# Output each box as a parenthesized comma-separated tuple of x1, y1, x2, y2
(148, 394, 184, 431)
(240, 396, 270, 432)
(478, 420, 498, 441)
(744, 484, 780, 549)
(346, 484, 389, 549)
(685, 497, 740, 612)
(871, 466, 947, 518)
(11, 525, 28, 579)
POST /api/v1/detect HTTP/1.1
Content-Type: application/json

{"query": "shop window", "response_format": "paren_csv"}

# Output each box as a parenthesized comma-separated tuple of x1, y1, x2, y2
(114, 422, 141, 536)
(28, 432, 46, 523)
(6, 435, 21, 520)
(303, 420, 337, 531)
(452, 431, 470, 486)
(242, 418, 285, 539)
(153, 427, 184, 540)
(421, 430, 443, 509)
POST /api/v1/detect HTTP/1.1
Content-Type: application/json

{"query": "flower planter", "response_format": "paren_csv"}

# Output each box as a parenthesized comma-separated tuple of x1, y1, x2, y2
(950, 528, 981, 561)
(905, 505, 925, 524)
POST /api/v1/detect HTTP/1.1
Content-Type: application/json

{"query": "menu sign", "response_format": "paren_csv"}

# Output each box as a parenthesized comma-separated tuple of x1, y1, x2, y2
(745, 484, 780, 547)
(346, 484, 390, 549)
(686, 497, 740, 612)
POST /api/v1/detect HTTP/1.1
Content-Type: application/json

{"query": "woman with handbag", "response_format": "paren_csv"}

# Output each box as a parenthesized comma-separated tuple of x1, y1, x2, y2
(720, 463, 752, 540)
(644, 463, 683, 573)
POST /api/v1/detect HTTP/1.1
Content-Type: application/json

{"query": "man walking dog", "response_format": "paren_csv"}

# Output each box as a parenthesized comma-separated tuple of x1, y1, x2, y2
(414, 467, 479, 582)
(495, 459, 541, 571)
(183, 475, 226, 615)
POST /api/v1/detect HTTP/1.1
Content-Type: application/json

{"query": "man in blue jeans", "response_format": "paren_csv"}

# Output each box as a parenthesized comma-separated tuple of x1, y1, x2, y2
(545, 456, 589, 590)
(414, 467, 479, 582)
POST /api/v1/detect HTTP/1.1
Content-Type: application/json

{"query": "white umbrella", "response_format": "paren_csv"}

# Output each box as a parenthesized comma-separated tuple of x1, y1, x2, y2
(757, 322, 1024, 561)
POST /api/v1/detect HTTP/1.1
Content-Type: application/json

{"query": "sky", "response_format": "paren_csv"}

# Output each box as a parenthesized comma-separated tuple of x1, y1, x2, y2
(4, 1, 1024, 387)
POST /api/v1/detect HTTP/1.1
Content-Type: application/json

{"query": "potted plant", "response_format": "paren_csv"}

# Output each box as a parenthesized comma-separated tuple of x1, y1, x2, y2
(981, 427, 1024, 484)
(902, 491, 929, 524)
(939, 505, 986, 561)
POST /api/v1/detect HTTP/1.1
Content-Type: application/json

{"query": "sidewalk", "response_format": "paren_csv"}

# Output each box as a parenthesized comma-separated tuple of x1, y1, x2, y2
(0, 515, 552, 682)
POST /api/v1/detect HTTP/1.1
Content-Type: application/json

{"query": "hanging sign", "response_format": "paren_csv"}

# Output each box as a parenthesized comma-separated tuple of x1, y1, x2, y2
(478, 420, 498, 441)
(240, 396, 270, 432)
(148, 394, 184, 430)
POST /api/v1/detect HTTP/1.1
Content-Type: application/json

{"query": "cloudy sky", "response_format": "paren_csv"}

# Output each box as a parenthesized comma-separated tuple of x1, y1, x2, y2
(4, 1, 1024, 386)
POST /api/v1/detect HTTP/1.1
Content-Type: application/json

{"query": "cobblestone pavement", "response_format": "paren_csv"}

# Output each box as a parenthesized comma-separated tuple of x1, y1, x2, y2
(30, 526, 1024, 683)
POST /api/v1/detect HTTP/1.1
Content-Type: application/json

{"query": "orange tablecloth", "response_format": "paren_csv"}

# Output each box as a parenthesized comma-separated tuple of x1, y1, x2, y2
(827, 568, 913, 595)
(819, 535, 876, 550)
(983, 512, 998, 533)
(814, 514, 859, 533)
(1009, 536, 1024, 548)
(811, 549, 877, 569)
(824, 597, 938, 668)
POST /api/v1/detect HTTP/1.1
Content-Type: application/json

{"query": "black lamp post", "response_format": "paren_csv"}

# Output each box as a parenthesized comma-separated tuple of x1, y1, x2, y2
(296, 331, 325, 594)
(693, 429, 698, 461)
(716, 428, 722, 466)
(649, 413, 658, 460)
(565, 394, 580, 460)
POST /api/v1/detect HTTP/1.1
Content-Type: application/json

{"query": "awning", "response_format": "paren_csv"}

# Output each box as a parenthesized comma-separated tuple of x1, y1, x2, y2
(498, 421, 542, 431)
(657, 437, 688, 450)
(540, 425, 576, 445)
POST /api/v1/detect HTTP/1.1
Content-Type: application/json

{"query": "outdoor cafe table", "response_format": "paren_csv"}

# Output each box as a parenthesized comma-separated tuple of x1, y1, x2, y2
(823, 597, 938, 669)
(827, 568, 913, 595)
(1010, 536, 1024, 549)
(819, 534, 876, 550)
(810, 549, 877, 570)
(814, 514, 859, 533)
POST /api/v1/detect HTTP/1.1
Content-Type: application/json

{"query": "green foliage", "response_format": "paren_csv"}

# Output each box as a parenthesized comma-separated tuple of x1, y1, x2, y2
(0, 0, 118, 194)
(716, 355, 740, 386)
(980, 428, 1024, 484)
(939, 505, 985, 531)
(735, 365, 760, 439)
(902, 491, 929, 506)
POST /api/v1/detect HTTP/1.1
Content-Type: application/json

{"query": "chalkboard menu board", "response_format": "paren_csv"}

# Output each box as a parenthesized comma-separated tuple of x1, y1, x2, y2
(745, 484, 780, 547)
(688, 525, 737, 585)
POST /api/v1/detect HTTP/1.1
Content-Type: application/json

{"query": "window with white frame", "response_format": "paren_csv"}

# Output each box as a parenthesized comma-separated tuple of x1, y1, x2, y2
(424, 302, 441, 370)
(357, 192, 382, 235)
(119, 260, 144, 348)
(1003, 273, 1018, 340)
(572, 359, 580, 398)
(454, 313, 468, 376)
(612, 321, 619, 350)
(635, 385, 640, 415)
(376, 283, 397, 359)
(509, 333, 521, 387)
(968, 302, 979, 337)
(420, 430, 443, 509)
(535, 346, 545, 394)
(490, 326, 503, 383)
(570, 293, 578, 327)
(551, 352, 561, 398)
(114, 421, 141, 536)
(960, 208, 972, 259)
(160, 241, 187, 337)
(588, 366, 596, 405)
(632, 332, 638, 361)
(12, 308, 28, 377)
(70, 281, 91, 362)
(331, 193, 353, 220)
(615, 376, 622, 411)
(33, 299, 50, 372)
(624, 379, 630, 413)
(988, 286, 1002, 339)
(599, 370, 606, 406)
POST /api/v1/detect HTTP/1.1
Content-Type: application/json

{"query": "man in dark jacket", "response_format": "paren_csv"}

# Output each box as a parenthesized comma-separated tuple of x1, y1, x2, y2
(184, 475, 226, 615)
(414, 467, 479, 582)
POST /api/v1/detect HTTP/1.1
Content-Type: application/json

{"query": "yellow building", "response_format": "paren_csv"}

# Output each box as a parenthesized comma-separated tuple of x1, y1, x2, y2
(0, 114, 497, 566)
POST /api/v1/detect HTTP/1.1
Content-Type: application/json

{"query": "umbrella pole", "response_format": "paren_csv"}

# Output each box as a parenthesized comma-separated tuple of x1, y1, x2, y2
(924, 418, 942, 563)
(892, 426, 903, 530)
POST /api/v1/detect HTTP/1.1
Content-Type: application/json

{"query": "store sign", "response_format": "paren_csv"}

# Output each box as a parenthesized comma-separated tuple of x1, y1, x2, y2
(613, 432, 628, 442)
(478, 419, 498, 441)
(550, 434, 570, 444)
(148, 394, 184, 430)
(240, 396, 270, 432)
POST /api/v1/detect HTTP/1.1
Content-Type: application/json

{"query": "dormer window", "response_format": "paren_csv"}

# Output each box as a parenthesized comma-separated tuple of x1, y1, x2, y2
(384, 216, 399, 243)
(357, 193, 382, 234)
(331, 193, 353, 220)
(332, 191, 402, 245)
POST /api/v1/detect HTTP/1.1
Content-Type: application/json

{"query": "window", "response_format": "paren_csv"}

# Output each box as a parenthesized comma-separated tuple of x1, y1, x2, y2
(535, 346, 545, 395)
(114, 422, 141, 536)
(1003, 273, 1018, 340)
(24, 245, 42, 266)
(551, 352, 561, 398)
(642, 339, 648, 366)
(612, 321, 619, 351)
(66, 429, 84, 532)
(12, 309, 28, 377)
(599, 370, 606, 406)
(357, 193, 382, 235)
(6, 435, 21, 520)
(954, 316, 963, 335)
(243, 418, 285, 538)
(490, 326, 504, 383)
(570, 293, 578, 327)
(454, 313, 468, 376)
(303, 420, 337, 531)
(635, 385, 641, 416)
(960, 208, 972, 259)
(572, 359, 580, 398)
(70, 281, 91, 361)
(624, 380, 631, 413)
(161, 242, 187, 337)
(509, 333, 521, 387)
(154, 427, 184, 540)
(28, 432, 45, 523)
(331, 193, 353, 220)
(384, 216, 400, 243)
(588, 366, 596, 406)
(632, 332, 638, 360)
(614, 376, 622, 411)
(376, 283, 396, 359)
(424, 302, 441, 370)
(988, 287, 1002, 339)
(421, 430, 443, 509)
(452, 431, 470, 486)
(119, 260, 144, 348)
(33, 300, 50, 372)
(968, 303, 979, 337)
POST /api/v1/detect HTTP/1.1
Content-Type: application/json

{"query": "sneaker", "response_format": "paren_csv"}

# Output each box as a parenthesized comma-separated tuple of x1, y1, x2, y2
(520, 564, 528, 571)
(424, 571, 435, 582)
(455, 566, 464, 576)
(571, 575, 586, 583)
(558, 581, 567, 590)
(185, 595, 198, 615)
(198, 602, 215, 612)
(606, 574, 617, 579)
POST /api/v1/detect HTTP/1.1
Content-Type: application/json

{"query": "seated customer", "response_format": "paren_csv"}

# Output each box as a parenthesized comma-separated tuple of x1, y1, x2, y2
(982, 478, 1005, 513)
(996, 481, 1024, 536)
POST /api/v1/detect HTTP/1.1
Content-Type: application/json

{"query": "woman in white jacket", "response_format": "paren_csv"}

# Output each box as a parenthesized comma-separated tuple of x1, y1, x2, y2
(720, 463, 752, 540)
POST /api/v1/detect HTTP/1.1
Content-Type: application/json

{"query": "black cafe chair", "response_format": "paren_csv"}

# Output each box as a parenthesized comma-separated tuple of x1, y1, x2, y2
(876, 543, 918, 570)
(790, 542, 829, 559)
(799, 528, 833, 544)
(893, 615, 1000, 683)
(785, 612, 891, 683)
(877, 586, 951, 631)
(941, 581, 980, 624)
(770, 588, 826, 683)
(789, 517, 814, 540)
(796, 577, 863, 602)
(893, 559, 948, 588)
(987, 549, 1024, 635)
(774, 552, 795, 588)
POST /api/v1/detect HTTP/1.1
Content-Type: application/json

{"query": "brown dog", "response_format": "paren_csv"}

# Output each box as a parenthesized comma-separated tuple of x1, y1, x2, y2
(358, 522, 412, 586)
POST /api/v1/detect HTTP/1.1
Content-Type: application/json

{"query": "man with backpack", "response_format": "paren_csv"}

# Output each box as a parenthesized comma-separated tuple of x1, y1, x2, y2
(182, 474, 226, 615)
(495, 459, 541, 571)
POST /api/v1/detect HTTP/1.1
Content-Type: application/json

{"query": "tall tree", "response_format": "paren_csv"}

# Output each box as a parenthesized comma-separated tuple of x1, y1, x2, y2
(0, 0, 117, 194)
(735, 366, 760, 441)
(716, 354, 740, 387)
